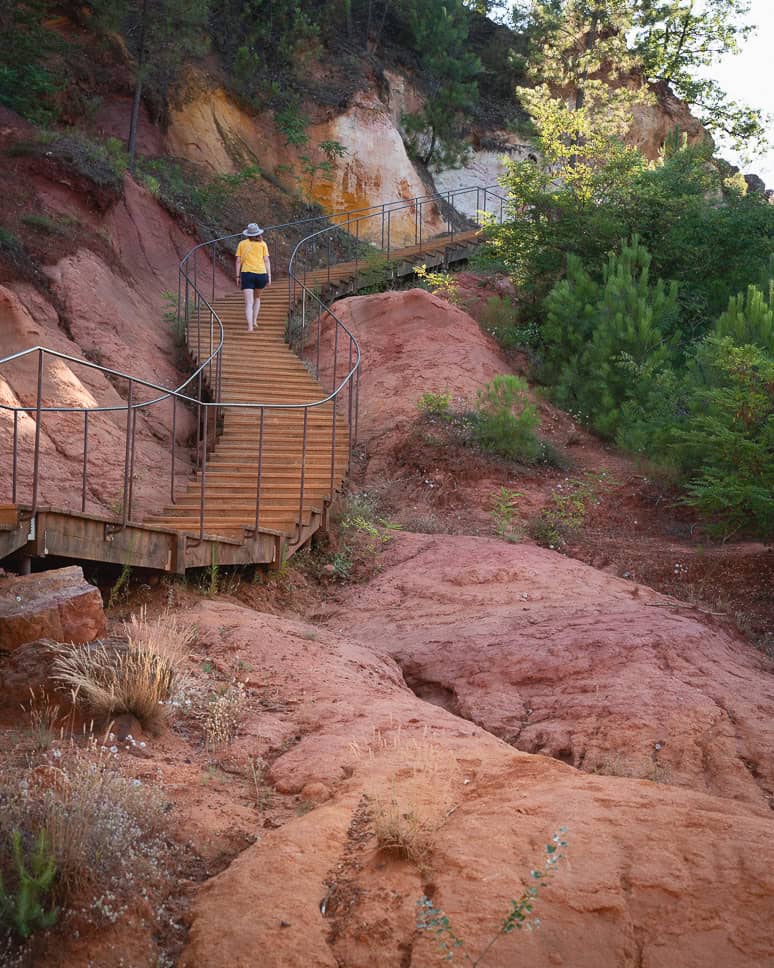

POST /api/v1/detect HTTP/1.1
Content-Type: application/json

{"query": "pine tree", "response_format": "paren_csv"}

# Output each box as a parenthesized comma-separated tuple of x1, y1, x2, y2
(400, 0, 481, 168)
(543, 236, 679, 437)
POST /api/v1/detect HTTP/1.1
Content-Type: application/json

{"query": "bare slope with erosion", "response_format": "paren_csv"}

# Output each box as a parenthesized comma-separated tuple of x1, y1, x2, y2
(327, 532, 774, 808)
(171, 601, 774, 968)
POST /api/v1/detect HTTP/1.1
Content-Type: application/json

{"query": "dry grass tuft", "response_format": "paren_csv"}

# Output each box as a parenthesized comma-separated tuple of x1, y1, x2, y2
(358, 728, 462, 870)
(0, 744, 169, 929)
(51, 608, 193, 732)
(203, 683, 246, 750)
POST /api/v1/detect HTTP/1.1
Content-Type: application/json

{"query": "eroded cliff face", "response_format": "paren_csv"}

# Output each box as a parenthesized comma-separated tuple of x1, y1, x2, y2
(157, 65, 707, 241)
(0, 161, 206, 518)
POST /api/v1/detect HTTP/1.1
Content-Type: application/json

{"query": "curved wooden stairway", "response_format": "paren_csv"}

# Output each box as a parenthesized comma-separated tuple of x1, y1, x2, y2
(145, 280, 349, 543)
(144, 232, 480, 550)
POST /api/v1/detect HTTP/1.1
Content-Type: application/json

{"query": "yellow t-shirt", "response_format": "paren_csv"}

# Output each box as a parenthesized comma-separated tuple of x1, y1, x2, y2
(236, 238, 269, 274)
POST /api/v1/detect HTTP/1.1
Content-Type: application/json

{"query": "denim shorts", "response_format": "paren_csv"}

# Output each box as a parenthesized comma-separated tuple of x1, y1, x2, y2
(240, 272, 268, 290)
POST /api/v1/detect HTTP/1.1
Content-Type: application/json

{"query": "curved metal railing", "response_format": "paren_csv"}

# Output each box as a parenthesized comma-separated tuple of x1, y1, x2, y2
(0, 183, 508, 547)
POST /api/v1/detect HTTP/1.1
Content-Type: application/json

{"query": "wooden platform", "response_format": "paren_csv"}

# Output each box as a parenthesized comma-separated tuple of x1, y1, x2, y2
(2, 229, 481, 573)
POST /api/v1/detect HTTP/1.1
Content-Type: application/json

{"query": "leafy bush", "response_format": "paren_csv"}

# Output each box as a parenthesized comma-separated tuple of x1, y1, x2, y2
(478, 295, 540, 351)
(418, 390, 452, 418)
(414, 264, 461, 304)
(10, 133, 127, 194)
(530, 475, 609, 551)
(473, 375, 541, 462)
(492, 138, 774, 336)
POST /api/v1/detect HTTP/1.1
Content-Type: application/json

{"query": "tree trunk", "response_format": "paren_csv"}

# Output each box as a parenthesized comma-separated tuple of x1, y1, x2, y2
(127, 0, 149, 173)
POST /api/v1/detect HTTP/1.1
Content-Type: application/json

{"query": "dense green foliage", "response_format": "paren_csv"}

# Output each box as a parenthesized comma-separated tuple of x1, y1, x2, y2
(516, 0, 767, 150)
(400, 0, 481, 167)
(542, 237, 679, 438)
(0, 1, 63, 123)
(493, 138, 774, 336)
(537, 234, 774, 536)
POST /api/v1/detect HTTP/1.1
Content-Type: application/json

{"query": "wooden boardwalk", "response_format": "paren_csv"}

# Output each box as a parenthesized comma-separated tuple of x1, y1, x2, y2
(2, 229, 480, 573)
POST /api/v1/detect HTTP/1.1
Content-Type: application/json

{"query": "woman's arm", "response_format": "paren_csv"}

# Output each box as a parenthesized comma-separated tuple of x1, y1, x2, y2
(265, 253, 271, 286)
(235, 254, 241, 285)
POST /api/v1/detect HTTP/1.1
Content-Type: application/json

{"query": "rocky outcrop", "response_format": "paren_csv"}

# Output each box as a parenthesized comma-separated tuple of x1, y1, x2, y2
(0, 565, 105, 649)
(0, 175, 207, 518)
(175, 599, 774, 968)
(330, 532, 774, 809)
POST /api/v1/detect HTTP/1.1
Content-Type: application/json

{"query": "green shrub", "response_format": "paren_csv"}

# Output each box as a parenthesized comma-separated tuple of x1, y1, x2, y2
(675, 337, 773, 537)
(418, 390, 452, 419)
(473, 375, 541, 462)
(478, 295, 541, 350)
(542, 237, 679, 439)
(0, 830, 57, 939)
(10, 133, 127, 194)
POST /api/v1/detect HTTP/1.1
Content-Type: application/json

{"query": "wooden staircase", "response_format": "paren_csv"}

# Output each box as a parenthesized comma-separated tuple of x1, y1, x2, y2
(144, 233, 479, 547)
(144, 282, 349, 542)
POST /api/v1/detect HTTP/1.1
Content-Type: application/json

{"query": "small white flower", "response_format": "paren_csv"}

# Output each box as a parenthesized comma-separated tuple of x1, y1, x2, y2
(110, 745, 118, 754)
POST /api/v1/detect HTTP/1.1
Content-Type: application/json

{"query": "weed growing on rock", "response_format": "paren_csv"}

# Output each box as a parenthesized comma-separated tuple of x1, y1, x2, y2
(24, 691, 62, 752)
(360, 730, 462, 872)
(416, 829, 569, 965)
(491, 487, 524, 542)
(418, 390, 453, 419)
(51, 610, 193, 733)
(530, 473, 612, 550)
(0, 745, 170, 951)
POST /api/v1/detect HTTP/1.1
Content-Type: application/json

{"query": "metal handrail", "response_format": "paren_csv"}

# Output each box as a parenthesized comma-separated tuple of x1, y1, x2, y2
(0, 182, 508, 546)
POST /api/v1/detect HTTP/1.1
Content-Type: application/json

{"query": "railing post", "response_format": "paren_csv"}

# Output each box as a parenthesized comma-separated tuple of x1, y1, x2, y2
(254, 406, 265, 532)
(121, 379, 133, 528)
(211, 241, 216, 305)
(329, 394, 338, 499)
(127, 406, 138, 522)
(81, 410, 89, 513)
(170, 394, 177, 504)
(327, 233, 332, 286)
(387, 211, 392, 259)
(355, 218, 360, 291)
(31, 349, 44, 515)
(316, 303, 322, 381)
(301, 288, 307, 356)
(177, 268, 183, 349)
(12, 410, 18, 504)
(347, 341, 354, 473)
(381, 203, 385, 250)
(482, 187, 488, 224)
(298, 408, 309, 531)
(354, 363, 360, 442)
(199, 404, 208, 542)
(419, 200, 423, 255)
(195, 372, 203, 471)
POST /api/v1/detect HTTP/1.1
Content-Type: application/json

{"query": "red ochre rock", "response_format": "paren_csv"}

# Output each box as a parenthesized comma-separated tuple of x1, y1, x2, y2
(0, 565, 106, 650)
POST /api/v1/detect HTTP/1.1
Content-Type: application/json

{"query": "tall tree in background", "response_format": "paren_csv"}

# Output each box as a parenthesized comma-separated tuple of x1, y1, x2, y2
(401, 0, 481, 168)
(515, 0, 768, 152)
(630, 0, 766, 152)
(92, 0, 209, 171)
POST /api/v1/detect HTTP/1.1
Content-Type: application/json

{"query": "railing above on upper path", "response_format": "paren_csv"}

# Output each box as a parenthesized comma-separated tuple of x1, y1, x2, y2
(0, 183, 508, 549)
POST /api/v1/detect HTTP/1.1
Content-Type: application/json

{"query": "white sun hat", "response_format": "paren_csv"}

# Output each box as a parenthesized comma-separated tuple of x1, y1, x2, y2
(242, 223, 264, 236)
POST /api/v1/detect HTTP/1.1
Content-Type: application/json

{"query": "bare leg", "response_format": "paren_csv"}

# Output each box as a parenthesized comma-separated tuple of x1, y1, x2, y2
(243, 289, 254, 331)
(252, 295, 261, 329)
